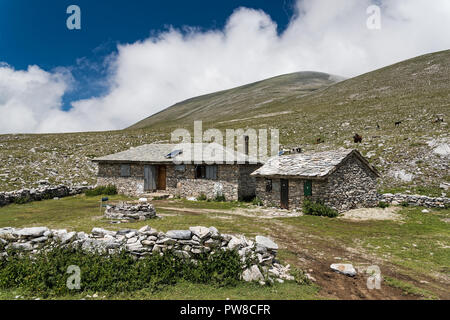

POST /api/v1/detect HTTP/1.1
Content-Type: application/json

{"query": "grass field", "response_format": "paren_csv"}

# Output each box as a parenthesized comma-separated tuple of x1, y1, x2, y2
(0, 195, 448, 300)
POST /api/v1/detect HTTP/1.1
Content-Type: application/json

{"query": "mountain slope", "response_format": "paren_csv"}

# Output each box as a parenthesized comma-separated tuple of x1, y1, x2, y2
(0, 50, 448, 195)
(129, 71, 342, 129)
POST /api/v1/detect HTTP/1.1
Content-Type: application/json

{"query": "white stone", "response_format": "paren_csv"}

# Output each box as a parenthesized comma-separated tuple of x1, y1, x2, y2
(189, 226, 211, 239)
(242, 265, 264, 282)
(13, 227, 49, 238)
(330, 263, 357, 277)
(166, 230, 192, 240)
(255, 236, 278, 250)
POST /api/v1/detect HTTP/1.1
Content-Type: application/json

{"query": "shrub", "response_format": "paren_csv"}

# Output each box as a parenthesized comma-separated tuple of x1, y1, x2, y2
(13, 196, 31, 205)
(252, 197, 263, 206)
(400, 201, 410, 207)
(85, 185, 117, 197)
(214, 194, 226, 202)
(377, 201, 390, 209)
(302, 199, 338, 217)
(197, 193, 207, 201)
(0, 247, 244, 297)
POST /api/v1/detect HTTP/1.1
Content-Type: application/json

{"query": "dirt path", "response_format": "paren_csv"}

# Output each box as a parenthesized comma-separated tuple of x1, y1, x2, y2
(156, 203, 448, 300)
(268, 222, 449, 300)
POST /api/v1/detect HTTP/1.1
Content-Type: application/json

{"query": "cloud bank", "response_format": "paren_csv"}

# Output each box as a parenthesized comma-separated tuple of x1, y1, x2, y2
(1, 0, 450, 133)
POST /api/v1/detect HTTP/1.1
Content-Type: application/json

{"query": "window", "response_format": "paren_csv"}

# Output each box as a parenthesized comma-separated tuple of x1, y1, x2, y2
(265, 179, 272, 192)
(120, 164, 131, 177)
(195, 165, 217, 180)
(304, 180, 312, 196)
(175, 165, 186, 172)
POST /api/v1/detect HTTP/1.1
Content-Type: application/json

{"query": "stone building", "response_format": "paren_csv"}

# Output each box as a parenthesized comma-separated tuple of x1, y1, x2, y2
(92, 143, 261, 201)
(251, 149, 379, 212)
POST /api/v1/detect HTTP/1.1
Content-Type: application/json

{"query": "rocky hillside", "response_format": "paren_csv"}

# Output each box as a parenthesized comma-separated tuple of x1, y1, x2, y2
(0, 50, 449, 196)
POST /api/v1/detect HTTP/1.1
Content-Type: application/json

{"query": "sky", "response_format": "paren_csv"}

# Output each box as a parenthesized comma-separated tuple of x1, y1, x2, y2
(0, 0, 449, 134)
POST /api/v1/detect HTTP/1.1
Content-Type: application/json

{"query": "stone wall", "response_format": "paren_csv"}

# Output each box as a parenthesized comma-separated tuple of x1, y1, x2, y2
(255, 154, 378, 212)
(0, 185, 92, 207)
(0, 225, 293, 284)
(98, 162, 259, 201)
(168, 165, 240, 200)
(97, 163, 145, 196)
(379, 193, 450, 208)
(238, 164, 260, 200)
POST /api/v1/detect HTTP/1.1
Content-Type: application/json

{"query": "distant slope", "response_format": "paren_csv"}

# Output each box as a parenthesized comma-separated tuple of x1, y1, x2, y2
(128, 71, 342, 129)
(0, 50, 448, 195)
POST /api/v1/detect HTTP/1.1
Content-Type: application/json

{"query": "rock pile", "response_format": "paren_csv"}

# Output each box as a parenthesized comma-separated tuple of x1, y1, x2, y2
(379, 193, 449, 208)
(0, 225, 293, 284)
(104, 202, 157, 221)
(0, 185, 92, 207)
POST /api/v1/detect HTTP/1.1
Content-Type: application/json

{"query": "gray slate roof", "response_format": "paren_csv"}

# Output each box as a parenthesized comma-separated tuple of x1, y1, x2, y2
(92, 143, 260, 164)
(251, 149, 379, 179)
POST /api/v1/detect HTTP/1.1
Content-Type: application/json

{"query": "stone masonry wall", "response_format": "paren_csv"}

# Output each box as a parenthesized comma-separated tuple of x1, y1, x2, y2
(238, 164, 261, 200)
(0, 225, 293, 284)
(255, 154, 378, 212)
(97, 163, 145, 196)
(379, 193, 450, 208)
(167, 164, 240, 201)
(98, 162, 260, 201)
(320, 154, 379, 211)
(0, 185, 92, 207)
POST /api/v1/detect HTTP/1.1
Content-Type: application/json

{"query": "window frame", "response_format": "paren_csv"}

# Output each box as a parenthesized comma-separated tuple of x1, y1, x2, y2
(304, 180, 312, 196)
(195, 165, 217, 180)
(265, 178, 272, 192)
(120, 164, 131, 177)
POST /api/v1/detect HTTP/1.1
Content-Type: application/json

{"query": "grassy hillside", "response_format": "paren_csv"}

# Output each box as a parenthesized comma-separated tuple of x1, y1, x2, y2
(0, 50, 448, 194)
(129, 71, 341, 130)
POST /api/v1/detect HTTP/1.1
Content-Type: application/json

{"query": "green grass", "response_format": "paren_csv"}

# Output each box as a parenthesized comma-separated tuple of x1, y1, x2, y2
(0, 196, 449, 299)
(0, 281, 320, 300)
(383, 276, 437, 300)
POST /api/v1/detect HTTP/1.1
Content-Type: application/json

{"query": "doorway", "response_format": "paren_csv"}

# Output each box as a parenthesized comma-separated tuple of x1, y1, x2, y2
(280, 179, 289, 209)
(157, 165, 166, 190)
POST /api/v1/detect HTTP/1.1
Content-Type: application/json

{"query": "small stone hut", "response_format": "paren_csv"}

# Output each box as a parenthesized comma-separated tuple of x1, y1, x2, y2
(92, 143, 261, 201)
(251, 149, 380, 212)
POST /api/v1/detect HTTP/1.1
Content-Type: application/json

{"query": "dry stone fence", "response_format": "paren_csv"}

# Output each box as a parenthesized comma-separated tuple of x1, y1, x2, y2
(0, 225, 293, 284)
(0, 185, 92, 207)
(378, 193, 449, 208)
(104, 202, 157, 221)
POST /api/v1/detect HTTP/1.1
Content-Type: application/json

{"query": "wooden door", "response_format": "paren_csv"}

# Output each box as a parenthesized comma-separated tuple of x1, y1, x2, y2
(144, 165, 157, 191)
(157, 165, 166, 190)
(280, 179, 289, 209)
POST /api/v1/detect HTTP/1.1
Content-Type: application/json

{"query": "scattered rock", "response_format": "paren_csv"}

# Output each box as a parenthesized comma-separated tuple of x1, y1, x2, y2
(330, 263, 357, 277)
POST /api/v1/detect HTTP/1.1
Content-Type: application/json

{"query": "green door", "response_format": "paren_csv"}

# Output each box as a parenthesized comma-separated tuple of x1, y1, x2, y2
(304, 180, 312, 196)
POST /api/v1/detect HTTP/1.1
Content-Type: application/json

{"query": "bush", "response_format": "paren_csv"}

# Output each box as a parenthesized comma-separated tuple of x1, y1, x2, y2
(214, 194, 226, 202)
(252, 197, 263, 206)
(377, 201, 390, 209)
(85, 185, 117, 197)
(197, 193, 207, 201)
(302, 199, 338, 218)
(0, 247, 244, 297)
(13, 196, 31, 205)
(400, 201, 410, 207)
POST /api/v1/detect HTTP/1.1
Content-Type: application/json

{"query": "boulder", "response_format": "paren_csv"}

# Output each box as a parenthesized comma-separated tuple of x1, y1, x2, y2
(166, 230, 192, 240)
(255, 236, 278, 250)
(330, 263, 357, 277)
(13, 227, 49, 239)
(189, 226, 211, 239)
(242, 265, 264, 282)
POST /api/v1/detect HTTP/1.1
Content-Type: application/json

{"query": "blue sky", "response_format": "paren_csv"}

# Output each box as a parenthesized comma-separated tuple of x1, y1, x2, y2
(1, 0, 449, 133)
(0, 0, 296, 110)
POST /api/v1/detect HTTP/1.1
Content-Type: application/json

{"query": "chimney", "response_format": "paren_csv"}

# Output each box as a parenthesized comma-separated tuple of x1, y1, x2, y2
(244, 135, 249, 155)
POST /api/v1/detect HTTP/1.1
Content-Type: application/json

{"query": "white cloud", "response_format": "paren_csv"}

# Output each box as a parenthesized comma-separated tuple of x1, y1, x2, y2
(1, 0, 450, 133)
